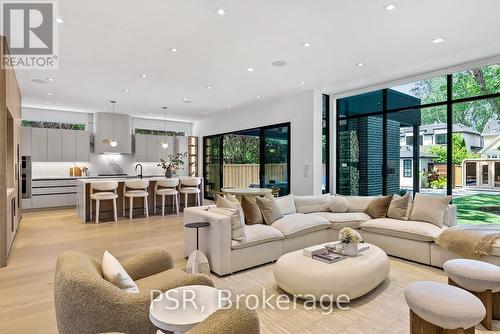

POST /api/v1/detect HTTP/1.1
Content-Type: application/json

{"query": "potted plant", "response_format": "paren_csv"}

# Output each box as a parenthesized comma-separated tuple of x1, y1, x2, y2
(338, 227, 363, 256)
(158, 152, 188, 178)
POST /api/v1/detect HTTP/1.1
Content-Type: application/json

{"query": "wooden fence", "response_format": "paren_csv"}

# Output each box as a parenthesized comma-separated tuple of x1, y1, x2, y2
(207, 163, 287, 189)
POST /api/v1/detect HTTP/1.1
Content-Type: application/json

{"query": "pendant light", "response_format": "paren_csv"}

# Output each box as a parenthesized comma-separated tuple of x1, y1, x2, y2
(102, 100, 118, 147)
(158, 106, 169, 149)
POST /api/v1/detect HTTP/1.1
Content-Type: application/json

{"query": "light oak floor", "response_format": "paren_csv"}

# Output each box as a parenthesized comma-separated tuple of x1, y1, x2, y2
(0, 208, 497, 334)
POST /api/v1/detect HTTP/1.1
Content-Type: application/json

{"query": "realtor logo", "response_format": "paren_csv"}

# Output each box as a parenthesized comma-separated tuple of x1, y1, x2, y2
(1, 1, 59, 69)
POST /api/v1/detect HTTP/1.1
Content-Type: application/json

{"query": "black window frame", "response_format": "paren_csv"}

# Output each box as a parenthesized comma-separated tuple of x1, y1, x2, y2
(403, 159, 412, 178)
(322, 94, 330, 194)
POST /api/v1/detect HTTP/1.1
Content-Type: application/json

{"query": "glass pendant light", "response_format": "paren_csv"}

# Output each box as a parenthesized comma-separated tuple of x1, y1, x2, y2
(158, 106, 169, 149)
(102, 100, 118, 147)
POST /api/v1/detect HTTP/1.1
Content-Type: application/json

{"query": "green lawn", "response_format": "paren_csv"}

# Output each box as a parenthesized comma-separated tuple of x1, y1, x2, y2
(453, 194, 500, 225)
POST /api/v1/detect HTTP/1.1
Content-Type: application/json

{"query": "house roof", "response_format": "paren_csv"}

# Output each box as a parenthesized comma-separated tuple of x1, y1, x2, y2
(400, 122, 480, 135)
(399, 148, 438, 159)
(479, 134, 500, 154)
(482, 118, 500, 136)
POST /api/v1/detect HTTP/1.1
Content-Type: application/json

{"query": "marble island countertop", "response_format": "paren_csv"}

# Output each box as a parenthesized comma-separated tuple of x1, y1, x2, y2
(76, 175, 203, 184)
(33, 174, 166, 181)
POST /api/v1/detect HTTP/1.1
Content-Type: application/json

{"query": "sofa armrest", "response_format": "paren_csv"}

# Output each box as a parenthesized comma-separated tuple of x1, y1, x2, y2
(184, 207, 233, 275)
(121, 248, 174, 281)
(186, 308, 260, 334)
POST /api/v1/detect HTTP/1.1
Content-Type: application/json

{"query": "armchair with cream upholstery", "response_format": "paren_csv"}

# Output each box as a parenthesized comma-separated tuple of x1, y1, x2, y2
(54, 249, 213, 334)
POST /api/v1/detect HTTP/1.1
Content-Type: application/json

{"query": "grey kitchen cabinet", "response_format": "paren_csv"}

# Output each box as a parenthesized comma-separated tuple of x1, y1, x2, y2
(32, 127, 48, 161)
(47, 129, 63, 161)
(75, 131, 90, 162)
(31, 179, 77, 208)
(134, 134, 148, 162)
(62, 129, 76, 162)
(157, 136, 174, 161)
(146, 135, 158, 162)
(20, 126, 32, 156)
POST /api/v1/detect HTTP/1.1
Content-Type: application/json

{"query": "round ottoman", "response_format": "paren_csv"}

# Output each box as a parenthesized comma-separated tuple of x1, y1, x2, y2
(273, 243, 389, 300)
(404, 281, 485, 333)
(444, 259, 500, 330)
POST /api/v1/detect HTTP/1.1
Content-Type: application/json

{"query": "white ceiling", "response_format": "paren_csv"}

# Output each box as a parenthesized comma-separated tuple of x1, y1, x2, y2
(16, 0, 500, 122)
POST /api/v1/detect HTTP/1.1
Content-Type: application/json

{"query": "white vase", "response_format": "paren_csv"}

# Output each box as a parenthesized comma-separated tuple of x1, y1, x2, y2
(342, 243, 358, 257)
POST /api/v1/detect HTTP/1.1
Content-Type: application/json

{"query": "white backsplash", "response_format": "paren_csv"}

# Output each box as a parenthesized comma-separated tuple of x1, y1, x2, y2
(32, 153, 168, 178)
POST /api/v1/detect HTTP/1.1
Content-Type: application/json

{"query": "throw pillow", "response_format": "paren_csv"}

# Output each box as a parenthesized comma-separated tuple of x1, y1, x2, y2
(409, 193, 451, 227)
(224, 194, 239, 203)
(209, 207, 246, 241)
(328, 196, 349, 213)
(256, 196, 284, 225)
(294, 194, 331, 214)
(387, 193, 411, 220)
(364, 195, 394, 219)
(102, 251, 139, 293)
(274, 195, 296, 215)
(241, 195, 264, 225)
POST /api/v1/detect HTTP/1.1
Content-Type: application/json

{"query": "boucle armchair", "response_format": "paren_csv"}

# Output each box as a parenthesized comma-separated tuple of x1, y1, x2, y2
(54, 249, 213, 334)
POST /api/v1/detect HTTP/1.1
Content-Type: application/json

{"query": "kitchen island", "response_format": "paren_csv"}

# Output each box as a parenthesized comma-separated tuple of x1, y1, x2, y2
(76, 177, 204, 223)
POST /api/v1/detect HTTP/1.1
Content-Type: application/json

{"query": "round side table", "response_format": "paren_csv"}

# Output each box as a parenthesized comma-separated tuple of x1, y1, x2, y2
(185, 222, 210, 275)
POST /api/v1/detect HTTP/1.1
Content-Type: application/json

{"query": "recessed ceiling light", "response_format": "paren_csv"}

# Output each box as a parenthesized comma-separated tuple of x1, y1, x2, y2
(45, 101, 51, 105)
(45, 92, 54, 96)
(432, 37, 445, 44)
(227, 104, 232, 108)
(215, 8, 226, 15)
(55, 17, 64, 24)
(183, 98, 192, 104)
(245, 67, 255, 72)
(206, 85, 213, 89)
(139, 73, 148, 78)
(299, 81, 305, 85)
(170, 47, 179, 52)
(356, 63, 365, 67)
(272, 60, 287, 67)
(46, 77, 55, 82)
(302, 42, 311, 47)
(32, 79, 46, 84)
(256, 95, 261, 99)
(383, 3, 396, 11)
(122, 89, 129, 93)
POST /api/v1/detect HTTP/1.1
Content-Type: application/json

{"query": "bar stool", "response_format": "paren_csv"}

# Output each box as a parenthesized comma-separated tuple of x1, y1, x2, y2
(90, 181, 118, 224)
(154, 179, 179, 215)
(123, 179, 150, 219)
(179, 177, 201, 208)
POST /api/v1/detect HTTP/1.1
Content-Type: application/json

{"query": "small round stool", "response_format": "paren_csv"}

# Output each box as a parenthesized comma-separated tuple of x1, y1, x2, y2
(444, 259, 500, 330)
(404, 281, 485, 334)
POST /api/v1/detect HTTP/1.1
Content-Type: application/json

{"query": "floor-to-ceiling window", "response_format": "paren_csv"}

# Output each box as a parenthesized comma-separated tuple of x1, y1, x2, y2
(322, 94, 330, 193)
(336, 62, 500, 224)
(203, 123, 290, 199)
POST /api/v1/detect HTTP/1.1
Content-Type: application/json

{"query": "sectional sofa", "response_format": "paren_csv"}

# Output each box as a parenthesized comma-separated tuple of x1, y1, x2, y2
(184, 194, 500, 276)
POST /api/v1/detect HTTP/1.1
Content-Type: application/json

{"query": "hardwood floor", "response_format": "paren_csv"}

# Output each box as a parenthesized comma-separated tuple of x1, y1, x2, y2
(0, 208, 497, 334)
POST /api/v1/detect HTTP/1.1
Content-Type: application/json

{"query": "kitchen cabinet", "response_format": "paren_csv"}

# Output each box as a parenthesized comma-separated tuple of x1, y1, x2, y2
(47, 129, 62, 161)
(62, 129, 75, 161)
(146, 135, 158, 162)
(31, 179, 77, 208)
(134, 134, 147, 162)
(20, 126, 32, 156)
(76, 131, 90, 162)
(32, 127, 48, 161)
(135, 134, 174, 162)
(94, 112, 132, 154)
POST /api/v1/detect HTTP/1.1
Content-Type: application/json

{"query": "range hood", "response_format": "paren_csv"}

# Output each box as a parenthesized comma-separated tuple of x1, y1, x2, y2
(93, 112, 132, 154)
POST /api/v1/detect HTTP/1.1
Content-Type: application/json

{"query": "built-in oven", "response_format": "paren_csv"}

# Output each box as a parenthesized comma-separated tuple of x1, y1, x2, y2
(21, 156, 32, 199)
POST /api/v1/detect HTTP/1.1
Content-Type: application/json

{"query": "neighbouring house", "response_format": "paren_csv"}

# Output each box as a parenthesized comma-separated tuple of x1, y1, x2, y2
(479, 118, 500, 158)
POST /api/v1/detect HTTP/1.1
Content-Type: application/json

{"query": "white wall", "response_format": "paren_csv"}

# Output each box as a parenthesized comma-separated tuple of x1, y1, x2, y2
(193, 91, 323, 195)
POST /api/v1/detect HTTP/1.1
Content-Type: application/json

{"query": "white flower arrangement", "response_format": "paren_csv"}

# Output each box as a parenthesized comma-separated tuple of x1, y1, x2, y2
(338, 227, 362, 245)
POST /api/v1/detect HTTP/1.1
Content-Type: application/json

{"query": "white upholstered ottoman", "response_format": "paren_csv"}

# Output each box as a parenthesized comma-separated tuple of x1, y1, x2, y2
(405, 281, 485, 334)
(273, 243, 390, 300)
(444, 259, 500, 330)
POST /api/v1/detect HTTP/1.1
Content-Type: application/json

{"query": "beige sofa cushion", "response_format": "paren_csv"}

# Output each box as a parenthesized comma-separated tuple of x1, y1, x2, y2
(271, 213, 330, 237)
(102, 251, 139, 293)
(409, 193, 451, 227)
(343, 196, 377, 213)
(360, 218, 447, 242)
(210, 207, 246, 241)
(364, 195, 393, 218)
(256, 196, 284, 225)
(311, 212, 372, 229)
(231, 224, 284, 250)
(328, 196, 348, 213)
(387, 193, 411, 220)
(294, 194, 330, 214)
(274, 195, 296, 215)
(241, 195, 264, 225)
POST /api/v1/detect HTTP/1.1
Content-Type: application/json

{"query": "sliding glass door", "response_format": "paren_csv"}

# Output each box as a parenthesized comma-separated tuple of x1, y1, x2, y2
(203, 123, 290, 199)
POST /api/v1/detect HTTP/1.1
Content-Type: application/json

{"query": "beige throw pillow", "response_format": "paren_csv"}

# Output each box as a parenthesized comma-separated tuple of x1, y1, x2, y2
(409, 193, 451, 227)
(256, 197, 284, 225)
(364, 195, 393, 219)
(328, 196, 349, 213)
(241, 195, 264, 225)
(294, 194, 331, 214)
(216, 195, 246, 241)
(102, 251, 139, 293)
(210, 207, 245, 241)
(387, 193, 411, 220)
(274, 195, 296, 215)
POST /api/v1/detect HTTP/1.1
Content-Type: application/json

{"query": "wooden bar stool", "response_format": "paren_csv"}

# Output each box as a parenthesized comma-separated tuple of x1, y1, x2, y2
(123, 179, 150, 219)
(179, 177, 201, 208)
(154, 179, 179, 215)
(444, 259, 500, 330)
(89, 181, 118, 224)
(404, 281, 485, 334)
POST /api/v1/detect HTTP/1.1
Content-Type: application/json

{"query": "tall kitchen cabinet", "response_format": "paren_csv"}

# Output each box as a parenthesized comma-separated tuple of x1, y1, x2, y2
(1, 36, 22, 268)
(134, 134, 174, 162)
(21, 126, 90, 162)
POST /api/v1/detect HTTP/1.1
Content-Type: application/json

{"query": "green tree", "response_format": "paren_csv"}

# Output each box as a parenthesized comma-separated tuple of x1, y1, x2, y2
(427, 133, 479, 164)
(412, 64, 500, 132)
